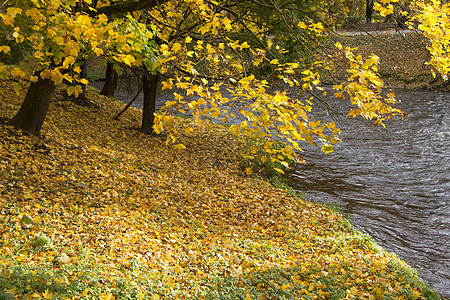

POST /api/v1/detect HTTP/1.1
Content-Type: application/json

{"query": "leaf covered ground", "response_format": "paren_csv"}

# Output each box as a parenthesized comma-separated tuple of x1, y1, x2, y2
(0, 79, 441, 299)
(324, 31, 448, 90)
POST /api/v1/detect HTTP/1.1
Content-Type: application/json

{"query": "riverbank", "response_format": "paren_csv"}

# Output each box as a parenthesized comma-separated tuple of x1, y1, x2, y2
(324, 30, 450, 90)
(0, 79, 444, 299)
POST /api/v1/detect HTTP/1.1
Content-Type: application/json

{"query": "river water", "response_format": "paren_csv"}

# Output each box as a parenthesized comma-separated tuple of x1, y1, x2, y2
(287, 89, 450, 296)
(90, 82, 449, 296)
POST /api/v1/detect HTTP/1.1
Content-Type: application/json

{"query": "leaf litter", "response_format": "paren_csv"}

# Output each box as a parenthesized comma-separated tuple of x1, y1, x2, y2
(0, 79, 440, 299)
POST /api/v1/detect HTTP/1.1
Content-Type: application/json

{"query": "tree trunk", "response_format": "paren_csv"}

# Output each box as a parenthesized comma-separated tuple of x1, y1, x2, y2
(76, 60, 89, 105)
(141, 68, 160, 135)
(100, 61, 118, 97)
(9, 75, 56, 136)
(366, 0, 375, 23)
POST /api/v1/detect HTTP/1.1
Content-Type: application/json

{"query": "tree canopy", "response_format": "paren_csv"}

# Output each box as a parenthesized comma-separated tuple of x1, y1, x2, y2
(0, 0, 449, 172)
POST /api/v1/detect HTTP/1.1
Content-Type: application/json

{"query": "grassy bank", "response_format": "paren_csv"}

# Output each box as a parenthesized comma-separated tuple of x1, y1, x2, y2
(324, 31, 450, 90)
(0, 79, 442, 299)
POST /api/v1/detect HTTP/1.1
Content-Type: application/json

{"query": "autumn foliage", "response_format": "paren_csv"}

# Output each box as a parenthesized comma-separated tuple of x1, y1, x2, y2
(0, 80, 441, 299)
(0, 0, 448, 298)
(0, 0, 411, 172)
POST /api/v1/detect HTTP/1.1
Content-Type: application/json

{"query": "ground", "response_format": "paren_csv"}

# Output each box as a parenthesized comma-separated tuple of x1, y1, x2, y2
(323, 30, 449, 90)
(0, 77, 442, 299)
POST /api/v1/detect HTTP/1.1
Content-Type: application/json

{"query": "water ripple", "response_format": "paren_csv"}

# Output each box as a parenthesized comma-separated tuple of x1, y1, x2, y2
(288, 89, 450, 296)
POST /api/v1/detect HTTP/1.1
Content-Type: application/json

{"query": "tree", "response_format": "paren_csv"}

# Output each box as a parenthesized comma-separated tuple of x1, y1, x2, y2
(1, 0, 448, 171)
(100, 61, 119, 97)
(8, 72, 55, 135)
(0, 0, 160, 136)
(410, 0, 450, 79)
(141, 67, 160, 134)
(97, 0, 332, 136)
(146, 0, 402, 169)
(366, 0, 375, 23)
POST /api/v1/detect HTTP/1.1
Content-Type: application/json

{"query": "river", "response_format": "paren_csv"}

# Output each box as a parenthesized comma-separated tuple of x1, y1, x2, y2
(286, 89, 450, 296)
(90, 81, 450, 296)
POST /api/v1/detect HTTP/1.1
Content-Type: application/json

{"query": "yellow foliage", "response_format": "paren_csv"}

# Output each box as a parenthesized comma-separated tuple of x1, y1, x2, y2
(0, 46, 10, 53)
(0, 79, 437, 299)
(413, 0, 450, 80)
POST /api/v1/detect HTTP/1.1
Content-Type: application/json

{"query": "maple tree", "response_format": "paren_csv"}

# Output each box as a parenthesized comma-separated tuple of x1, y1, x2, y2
(410, 0, 450, 80)
(100, 61, 119, 97)
(143, 0, 405, 171)
(0, 0, 161, 135)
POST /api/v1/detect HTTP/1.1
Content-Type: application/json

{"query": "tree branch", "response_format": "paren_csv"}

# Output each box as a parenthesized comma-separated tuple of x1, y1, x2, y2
(0, 0, 9, 11)
(93, 0, 169, 16)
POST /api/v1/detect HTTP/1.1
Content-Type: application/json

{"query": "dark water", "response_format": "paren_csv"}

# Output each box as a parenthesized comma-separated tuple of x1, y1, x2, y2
(91, 81, 449, 296)
(287, 89, 450, 296)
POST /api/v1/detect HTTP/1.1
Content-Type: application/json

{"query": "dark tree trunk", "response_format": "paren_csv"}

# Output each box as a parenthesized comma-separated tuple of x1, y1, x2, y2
(366, 0, 375, 23)
(100, 62, 118, 97)
(9, 75, 56, 136)
(76, 60, 89, 106)
(141, 68, 160, 135)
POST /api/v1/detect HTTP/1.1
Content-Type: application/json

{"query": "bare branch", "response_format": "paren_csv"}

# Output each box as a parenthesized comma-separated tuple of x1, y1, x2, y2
(0, 0, 9, 12)
(93, 0, 170, 16)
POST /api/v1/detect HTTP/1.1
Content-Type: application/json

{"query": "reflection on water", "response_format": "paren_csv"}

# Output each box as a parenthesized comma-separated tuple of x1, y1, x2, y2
(91, 81, 449, 296)
(287, 89, 450, 296)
